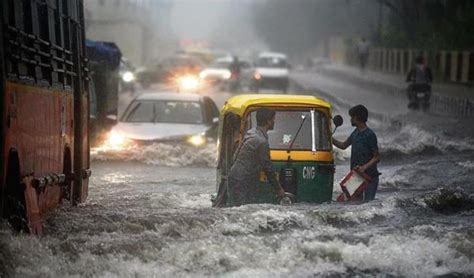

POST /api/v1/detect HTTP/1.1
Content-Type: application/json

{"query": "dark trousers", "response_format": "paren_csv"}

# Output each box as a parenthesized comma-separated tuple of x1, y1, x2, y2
(363, 176, 379, 201)
(227, 176, 257, 207)
(359, 54, 369, 70)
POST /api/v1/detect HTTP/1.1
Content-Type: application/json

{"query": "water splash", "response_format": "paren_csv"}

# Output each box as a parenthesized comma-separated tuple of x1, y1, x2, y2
(91, 143, 217, 167)
(379, 124, 474, 158)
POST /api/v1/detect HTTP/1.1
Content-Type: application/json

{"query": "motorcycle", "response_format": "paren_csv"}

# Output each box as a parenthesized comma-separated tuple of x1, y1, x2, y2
(407, 83, 431, 111)
(228, 71, 241, 92)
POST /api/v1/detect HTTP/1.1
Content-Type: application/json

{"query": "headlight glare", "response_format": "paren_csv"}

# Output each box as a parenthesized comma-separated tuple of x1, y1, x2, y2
(105, 131, 128, 150)
(188, 134, 206, 146)
(223, 70, 231, 79)
(122, 71, 135, 83)
(178, 75, 200, 91)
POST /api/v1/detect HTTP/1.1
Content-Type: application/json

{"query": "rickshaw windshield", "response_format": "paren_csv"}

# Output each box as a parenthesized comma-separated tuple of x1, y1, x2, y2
(246, 109, 331, 151)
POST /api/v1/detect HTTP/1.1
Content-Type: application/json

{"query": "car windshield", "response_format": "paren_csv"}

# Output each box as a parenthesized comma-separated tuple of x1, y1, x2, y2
(257, 57, 287, 68)
(247, 109, 330, 151)
(124, 100, 203, 124)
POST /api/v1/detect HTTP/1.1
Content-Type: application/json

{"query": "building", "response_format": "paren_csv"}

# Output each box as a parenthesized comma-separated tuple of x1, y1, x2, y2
(84, 0, 174, 66)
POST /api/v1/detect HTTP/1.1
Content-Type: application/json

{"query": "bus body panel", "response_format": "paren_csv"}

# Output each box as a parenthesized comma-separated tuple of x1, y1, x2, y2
(4, 81, 73, 219)
(1, 0, 89, 233)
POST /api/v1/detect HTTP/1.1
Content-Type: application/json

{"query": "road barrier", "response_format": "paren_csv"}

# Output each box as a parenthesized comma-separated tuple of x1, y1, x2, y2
(431, 94, 473, 118)
(367, 48, 474, 84)
(342, 47, 474, 117)
(310, 66, 473, 118)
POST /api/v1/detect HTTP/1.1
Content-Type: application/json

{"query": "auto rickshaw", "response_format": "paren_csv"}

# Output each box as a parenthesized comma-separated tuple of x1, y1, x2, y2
(212, 94, 343, 207)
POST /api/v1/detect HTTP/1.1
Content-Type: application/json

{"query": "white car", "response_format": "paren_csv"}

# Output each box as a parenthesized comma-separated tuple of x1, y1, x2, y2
(251, 52, 290, 93)
(105, 92, 219, 149)
(199, 57, 233, 82)
(199, 56, 251, 82)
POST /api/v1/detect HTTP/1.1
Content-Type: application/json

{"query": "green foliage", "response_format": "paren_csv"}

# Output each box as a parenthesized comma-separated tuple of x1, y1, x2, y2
(378, 0, 474, 50)
(379, 25, 408, 48)
(251, 0, 473, 55)
(251, 0, 378, 56)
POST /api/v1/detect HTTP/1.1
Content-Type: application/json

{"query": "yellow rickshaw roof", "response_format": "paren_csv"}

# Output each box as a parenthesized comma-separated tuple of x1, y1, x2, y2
(222, 94, 331, 116)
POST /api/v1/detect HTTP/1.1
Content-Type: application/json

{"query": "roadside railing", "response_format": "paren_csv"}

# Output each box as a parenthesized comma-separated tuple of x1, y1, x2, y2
(342, 47, 473, 117)
(365, 48, 474, 85)
(431, 94, 473, 118)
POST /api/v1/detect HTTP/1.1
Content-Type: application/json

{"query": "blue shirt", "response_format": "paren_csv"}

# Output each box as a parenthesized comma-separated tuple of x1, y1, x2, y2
(349, 127, 379, 178)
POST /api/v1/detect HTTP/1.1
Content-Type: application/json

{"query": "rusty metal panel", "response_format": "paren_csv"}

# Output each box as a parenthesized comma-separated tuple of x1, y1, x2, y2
(1, 0, 87, 230)
(0, 0, 6, 217)
(5, 82, 73, 220)
(71, 0, 88, 205)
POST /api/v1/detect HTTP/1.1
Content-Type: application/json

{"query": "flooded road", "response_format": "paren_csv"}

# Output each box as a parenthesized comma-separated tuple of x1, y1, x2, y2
(1, 81, 474, 277)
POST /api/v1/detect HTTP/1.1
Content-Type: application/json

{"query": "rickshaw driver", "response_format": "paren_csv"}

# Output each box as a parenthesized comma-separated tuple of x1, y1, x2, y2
(227, 108, 285, 206)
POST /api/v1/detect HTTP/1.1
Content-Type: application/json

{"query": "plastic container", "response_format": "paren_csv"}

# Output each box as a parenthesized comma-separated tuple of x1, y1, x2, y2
(336, 170, 371, 202)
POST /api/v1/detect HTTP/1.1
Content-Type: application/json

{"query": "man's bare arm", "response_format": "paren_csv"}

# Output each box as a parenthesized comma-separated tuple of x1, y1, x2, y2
(332, 137, 351, 150)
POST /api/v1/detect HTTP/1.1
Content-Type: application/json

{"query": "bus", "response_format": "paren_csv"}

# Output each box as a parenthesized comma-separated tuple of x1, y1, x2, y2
(0, 0, 90, 234)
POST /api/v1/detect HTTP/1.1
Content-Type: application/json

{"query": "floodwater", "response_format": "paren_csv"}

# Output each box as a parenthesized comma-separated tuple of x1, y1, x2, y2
(1, 84, 474, 277)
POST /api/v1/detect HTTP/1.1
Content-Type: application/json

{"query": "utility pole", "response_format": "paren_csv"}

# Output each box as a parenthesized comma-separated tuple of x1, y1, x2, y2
(376, 0, 383, 44)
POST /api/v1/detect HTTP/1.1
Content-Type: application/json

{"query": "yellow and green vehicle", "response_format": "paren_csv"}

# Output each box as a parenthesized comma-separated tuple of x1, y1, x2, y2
(213, 94, 343, 206)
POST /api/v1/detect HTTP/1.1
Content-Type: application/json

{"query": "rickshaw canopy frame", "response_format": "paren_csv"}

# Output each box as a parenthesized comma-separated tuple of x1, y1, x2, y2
(221, 94, 332, 117)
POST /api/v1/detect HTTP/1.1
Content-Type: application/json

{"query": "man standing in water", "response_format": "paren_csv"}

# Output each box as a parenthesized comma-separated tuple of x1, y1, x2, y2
(227, 108, 285, 206)
(357, 38, 370, 73)
(333, 105, 380, 201)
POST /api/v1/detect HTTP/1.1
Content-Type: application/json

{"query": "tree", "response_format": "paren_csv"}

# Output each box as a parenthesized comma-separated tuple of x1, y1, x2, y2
(377, 0, 474, 49)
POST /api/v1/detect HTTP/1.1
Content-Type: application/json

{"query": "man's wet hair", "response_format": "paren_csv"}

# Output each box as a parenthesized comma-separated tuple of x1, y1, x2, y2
(256, 108, 276, 126)
(349, 104, 368, 123)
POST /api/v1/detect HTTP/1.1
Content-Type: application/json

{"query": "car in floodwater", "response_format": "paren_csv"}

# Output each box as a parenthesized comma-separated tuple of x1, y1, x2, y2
(135, 54, 204, 88)
(248, 52, 290, 93)
(199, 57, 233, 83)
(103, 92, 220, 149)
(199, 56, 252, 90)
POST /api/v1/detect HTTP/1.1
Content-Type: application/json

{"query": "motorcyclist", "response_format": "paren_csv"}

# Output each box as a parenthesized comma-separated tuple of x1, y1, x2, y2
(406, 56, 433, 109)
(228, 56, 241, 91)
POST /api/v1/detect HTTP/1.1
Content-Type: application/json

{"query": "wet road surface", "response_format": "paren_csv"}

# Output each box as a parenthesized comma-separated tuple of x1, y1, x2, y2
(1, 77, 473, 277)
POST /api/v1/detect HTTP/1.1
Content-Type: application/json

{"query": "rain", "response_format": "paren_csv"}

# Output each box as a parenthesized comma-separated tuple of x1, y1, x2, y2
(1, 0, 473, 277)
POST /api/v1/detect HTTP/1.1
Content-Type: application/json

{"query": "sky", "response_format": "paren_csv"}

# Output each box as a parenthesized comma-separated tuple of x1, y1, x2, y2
(169, 0, 264, 53)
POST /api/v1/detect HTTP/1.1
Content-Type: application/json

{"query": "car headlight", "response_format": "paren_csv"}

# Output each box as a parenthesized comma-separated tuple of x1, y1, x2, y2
(187, 134, 206, 146)
(178, 75, 200, 91)
(104, 130, 129, 150)
(223, 70, 231, 80)
(122, 71, 135, 83)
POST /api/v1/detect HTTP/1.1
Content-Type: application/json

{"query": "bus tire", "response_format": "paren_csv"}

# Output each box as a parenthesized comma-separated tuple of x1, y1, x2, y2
(3, 150, 29, 232)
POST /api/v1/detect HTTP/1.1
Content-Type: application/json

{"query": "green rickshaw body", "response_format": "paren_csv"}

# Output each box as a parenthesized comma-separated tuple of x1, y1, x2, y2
(253, 161, 334, 204)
